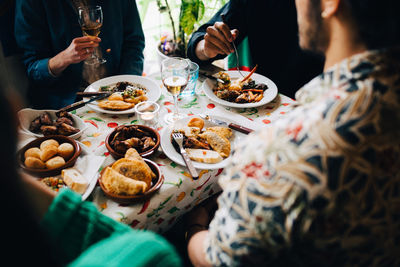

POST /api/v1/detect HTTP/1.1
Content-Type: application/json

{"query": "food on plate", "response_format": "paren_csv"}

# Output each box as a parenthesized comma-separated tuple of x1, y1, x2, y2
(45, 156, 66, 169)
(102, 167, 148, 195)
(57, 143, 75, 160)
(198, 131, 231, 158)
(171, 118, 233, 163)
(98, 100, 135, 111)
(24, 147, 41, 159)
(25, 157, 46, 169)
(213, 65, 269, 103)
(185, 148, 223, 164)
(40, 139, 59, 150)
(101, 148, 154, 195)
(61, 168, 88, 194)
(187, 117, 204, 129)
(109, 125, 157, 155)
(40, 145, 58, 162)
(40, 177, 65, 192)
(97, 81, 148, 110)
(29, 111, 80, 136)
(23, 139, 75, 170)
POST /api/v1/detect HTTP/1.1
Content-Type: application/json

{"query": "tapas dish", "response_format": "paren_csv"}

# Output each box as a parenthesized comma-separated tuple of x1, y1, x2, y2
(84, 75, 161, 114)
(160, 115, 247, 169)
(99, 148, 164, 204)
(202, 70, 278, 108)
(105, 125, 160, 159)
(18, 108, 86, 139)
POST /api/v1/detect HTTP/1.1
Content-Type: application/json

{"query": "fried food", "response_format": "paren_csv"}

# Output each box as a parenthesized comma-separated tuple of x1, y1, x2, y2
(25, 157, 46, 169)
(98, 100, 135, 111)
(24, 147, 41, 159)
(205, 126, 233, 139)
(57, 143, 74, 160)
(108, 93, 124, 101)
(187, 118, 204, 129)
(45, 156, 65, 169)
(111, 158, 154, 188)
(102, 167, 148, 195)
(198, 131, 231, 158)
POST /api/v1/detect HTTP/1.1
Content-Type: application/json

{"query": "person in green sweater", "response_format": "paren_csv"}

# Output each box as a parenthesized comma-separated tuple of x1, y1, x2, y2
(0, 88, 182, 267)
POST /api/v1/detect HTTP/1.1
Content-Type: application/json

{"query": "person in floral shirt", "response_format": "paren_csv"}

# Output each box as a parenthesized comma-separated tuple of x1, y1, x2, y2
(186, 0, 400, 266)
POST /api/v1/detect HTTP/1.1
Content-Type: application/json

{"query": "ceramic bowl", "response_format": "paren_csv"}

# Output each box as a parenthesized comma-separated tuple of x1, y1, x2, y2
(98, 159, 164, 204)
(18, 108, 87, 139)
(105, 125, 160, 159)
(18, 135, 82, 177)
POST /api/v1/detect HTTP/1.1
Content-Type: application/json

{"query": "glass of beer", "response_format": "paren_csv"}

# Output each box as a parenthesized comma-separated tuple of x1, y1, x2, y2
(78, 5, 106, 65)
(161, 57, 189, 124)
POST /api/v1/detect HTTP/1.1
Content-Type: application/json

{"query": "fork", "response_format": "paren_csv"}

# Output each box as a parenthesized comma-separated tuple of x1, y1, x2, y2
(221, 14, 245, 79)
(172, 132, 199, 180)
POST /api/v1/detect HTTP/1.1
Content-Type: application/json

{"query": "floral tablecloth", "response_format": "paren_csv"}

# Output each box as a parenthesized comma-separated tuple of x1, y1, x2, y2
(20, 73, 295, 233)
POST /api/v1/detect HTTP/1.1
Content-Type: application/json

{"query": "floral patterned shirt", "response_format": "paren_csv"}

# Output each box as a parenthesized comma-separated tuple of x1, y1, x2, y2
(205, 48, 400, 266)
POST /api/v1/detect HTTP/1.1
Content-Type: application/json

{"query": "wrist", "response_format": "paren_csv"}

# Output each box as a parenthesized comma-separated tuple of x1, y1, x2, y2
(185, 223, 208, 243)
(195, 40, 211, 61)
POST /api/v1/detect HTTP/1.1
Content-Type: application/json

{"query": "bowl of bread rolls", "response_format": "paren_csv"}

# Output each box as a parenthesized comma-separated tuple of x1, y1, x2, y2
(98, 148, 164, 204)
(18, 135, 81, 177)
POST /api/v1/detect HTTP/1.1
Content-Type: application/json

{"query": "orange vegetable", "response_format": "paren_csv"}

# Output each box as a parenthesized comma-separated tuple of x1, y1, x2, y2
(241, 64, 258, 83)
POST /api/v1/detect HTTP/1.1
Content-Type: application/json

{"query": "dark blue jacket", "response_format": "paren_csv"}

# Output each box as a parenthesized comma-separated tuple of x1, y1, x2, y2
(15, 0, 145, 109)
(187, 0, 324, 98)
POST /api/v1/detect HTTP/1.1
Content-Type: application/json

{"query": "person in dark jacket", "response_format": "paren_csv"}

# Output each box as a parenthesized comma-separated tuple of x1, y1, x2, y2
(15, 0, 145, 109)
(187, 0, 325, 98)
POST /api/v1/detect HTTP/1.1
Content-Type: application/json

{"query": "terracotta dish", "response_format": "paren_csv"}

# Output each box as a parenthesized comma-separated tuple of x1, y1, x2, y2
(98, 159, 164, 204)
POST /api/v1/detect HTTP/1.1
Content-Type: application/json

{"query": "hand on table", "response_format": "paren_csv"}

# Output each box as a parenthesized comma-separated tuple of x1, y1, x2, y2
(196, 21, 239, 61)
(49, 36, 101, 76)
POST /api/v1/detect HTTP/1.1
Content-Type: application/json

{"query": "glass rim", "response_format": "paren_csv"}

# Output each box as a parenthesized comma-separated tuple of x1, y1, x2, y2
(77, 5, 102, 10)
(134, 101, 160, 114)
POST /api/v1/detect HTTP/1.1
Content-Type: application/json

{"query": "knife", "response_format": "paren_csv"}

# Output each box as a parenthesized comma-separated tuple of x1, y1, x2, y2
(199, 71, 225, 84)
(56, 93, 110, 115)
(76, 91, 110, 97)
(199, 114, 254, 135)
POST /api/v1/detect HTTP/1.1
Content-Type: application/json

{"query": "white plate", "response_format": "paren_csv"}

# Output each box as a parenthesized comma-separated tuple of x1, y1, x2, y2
(18, 108, 87, 140)
(202, 70, 278, 108)
(84, 75, 161, 114)
(160, 115, 247, 170)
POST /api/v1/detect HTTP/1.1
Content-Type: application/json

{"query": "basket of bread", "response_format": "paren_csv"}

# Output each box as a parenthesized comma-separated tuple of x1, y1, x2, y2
(18, 135, 81, 177)
(99, 148, 163, 204)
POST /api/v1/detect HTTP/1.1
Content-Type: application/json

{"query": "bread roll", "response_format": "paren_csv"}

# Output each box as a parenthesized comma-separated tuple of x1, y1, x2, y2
(40, 139, 59, 150)
(25, 157, 46, 169)
(45, 156, 65, 169)
(24, 147, 41, 159)
(62, 168, 88, 194)
(187, 117, 204, 129)
(185, 149, 223, 163)
(40, 145, 58, 162)
(58, 143, 74, 160)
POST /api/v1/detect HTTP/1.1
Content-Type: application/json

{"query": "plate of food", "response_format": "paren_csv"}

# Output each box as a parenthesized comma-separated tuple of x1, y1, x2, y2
(84, 75, 161, 114)
(160, 116, 247, 169)
(18, 136, 105, 200)
(18, 109, 87, 139)
(202, 67, 278, 108)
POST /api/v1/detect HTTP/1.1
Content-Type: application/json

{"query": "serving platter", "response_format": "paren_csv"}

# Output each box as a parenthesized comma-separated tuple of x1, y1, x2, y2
(160, 115, 247, 170)
(84, 75, 161, 115)
(201, 70, 278, 108)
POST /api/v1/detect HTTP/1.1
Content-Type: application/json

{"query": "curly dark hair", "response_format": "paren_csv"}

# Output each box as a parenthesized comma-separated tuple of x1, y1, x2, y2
(344, 0, 400, 49)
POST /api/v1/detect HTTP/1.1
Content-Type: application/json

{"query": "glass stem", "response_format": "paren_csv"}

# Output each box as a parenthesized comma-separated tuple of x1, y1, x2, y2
(173, 94, 179, 118)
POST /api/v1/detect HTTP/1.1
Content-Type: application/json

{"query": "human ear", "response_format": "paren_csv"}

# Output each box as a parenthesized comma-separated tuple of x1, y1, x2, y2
(321, 0, 340, 18)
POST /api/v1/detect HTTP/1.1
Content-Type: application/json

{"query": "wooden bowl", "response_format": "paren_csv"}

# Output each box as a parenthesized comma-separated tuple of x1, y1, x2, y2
(105, 125, 160, 159)
(18, 135, 81, 177)
(98, 159, 164, 204)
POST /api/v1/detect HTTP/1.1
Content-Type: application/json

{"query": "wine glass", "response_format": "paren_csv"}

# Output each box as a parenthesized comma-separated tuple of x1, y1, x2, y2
(78, 5, 106, 65)
(161, 57, 190, 124)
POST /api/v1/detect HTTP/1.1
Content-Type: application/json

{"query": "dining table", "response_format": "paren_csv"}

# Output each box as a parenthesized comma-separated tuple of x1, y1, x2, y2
(18, 67, 295, 234)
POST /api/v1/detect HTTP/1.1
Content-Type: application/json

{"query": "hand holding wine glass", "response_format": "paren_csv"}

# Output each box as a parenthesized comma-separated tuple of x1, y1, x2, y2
(161, 58, 190, 124)
(78, 5, 106, 65)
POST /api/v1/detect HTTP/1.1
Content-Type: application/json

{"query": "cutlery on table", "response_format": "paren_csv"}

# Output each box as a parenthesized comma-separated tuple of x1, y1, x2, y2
(199, 114, 254, 135)
(199, 71, 225, 84)
(172, 132, 199, 180)
(221, 14, 245, 79)
(56, 93, 110, 116)
(76, 91, 110, 97)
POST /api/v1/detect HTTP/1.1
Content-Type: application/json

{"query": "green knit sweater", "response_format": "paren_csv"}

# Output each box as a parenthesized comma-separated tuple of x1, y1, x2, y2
(41, 189, 182, 267)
